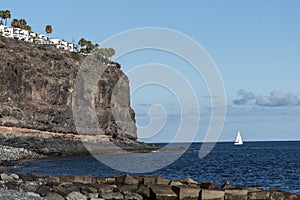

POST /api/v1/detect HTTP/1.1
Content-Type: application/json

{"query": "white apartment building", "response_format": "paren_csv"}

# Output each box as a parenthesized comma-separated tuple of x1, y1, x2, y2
(0, 24, 78, 52)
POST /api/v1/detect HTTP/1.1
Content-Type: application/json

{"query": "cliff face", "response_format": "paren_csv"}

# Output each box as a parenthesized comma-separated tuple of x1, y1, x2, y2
(0, 36, 137, 139)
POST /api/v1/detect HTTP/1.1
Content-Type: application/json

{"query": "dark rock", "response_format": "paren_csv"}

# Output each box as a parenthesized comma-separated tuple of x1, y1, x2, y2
(137, 185, 150, 199)
(19, 174, 33, 181)
(172, 185, 201, 200)
(35, 184, 51, 197)
(6, 181, 19, 190)
(150, 185, 177, 200)
(200, 181, 218, 189)
(116, 174, 139, 186)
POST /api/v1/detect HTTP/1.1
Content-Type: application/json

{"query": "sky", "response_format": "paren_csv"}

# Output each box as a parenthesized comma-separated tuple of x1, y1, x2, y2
(2, 0, 300, 142)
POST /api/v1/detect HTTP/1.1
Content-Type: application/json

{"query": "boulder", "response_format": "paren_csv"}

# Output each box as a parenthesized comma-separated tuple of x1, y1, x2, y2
(97, 184, 117, 194)
(137, 185, 150, 199)
(179, 178, 198, 186)
(201, 189, 225, 200)
(169, 180, 184, 186)
(27, 192, 41, 198)
(200, 181, 218, 189)
(172, 185, 201, 200)
(59, 175, 75, 182)
(45, 192, 65, 200)
(119, 185, 138, 194)
(116, 174, 139, 186)
(80, 186, 98, 194)
(142, 176, 156, 185)
(224, 189, 248, 200)
(72, 175, 94, 184)
(18, 173, 34, 181)
(269, 188, 290, 200)
(66, 191, 87, 200)
(156, 176, 170, 185)
(10, 173, 19, 180)
(112, 192, 124, 199)
(150, 185, 177, 200)
(248, 190, 270, 200)
(36, 185, 51, 197)
(0, 173, 14, 181)
(124, 192, 143, 200)
(105, 177, 116, 184)
(52, 182, 80, 197)
(221, 181, 236, 189)
(6, 181, 19, 190)
(19, 181, 40, 192)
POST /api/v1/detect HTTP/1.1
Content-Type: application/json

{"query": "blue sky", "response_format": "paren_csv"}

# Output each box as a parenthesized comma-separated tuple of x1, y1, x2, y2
(2, 0, 300, 142)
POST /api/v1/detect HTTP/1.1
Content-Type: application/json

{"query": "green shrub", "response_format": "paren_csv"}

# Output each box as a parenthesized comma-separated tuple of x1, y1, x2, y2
(41, 54, 48, 62)
(71, 52, 80, 60)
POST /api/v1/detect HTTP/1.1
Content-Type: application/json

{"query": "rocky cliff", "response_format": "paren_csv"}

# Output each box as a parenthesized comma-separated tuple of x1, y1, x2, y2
(0, 36, 137, 140)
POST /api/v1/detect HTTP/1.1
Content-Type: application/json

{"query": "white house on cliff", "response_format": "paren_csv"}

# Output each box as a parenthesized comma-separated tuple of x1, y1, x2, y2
(0, 24, 78, 52)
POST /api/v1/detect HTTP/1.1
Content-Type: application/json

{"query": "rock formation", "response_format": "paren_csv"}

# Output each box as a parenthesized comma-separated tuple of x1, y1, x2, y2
(0, 36, 136, 139)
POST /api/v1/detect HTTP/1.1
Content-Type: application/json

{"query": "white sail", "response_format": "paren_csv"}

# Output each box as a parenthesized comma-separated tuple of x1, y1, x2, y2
(234, 131, 243, 145)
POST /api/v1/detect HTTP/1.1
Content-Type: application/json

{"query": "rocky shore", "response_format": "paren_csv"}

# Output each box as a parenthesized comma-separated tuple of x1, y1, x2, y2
(0, 145, 40, 172)
(0, 173, 298, 200)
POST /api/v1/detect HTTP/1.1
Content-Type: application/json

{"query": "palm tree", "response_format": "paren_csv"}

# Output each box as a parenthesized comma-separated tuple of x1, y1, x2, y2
(26, 25, 32, 31)
(45, 25, 53, 37)
(0, 10, 5, 24)
(78, 38, 87, 47)
(18, 19, 27, 29)
(3, 10, 11, 26)
(11, 18, 19, 28)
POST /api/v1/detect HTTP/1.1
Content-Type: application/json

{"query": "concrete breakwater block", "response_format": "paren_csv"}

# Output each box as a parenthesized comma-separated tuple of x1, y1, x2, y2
(201, 189, 225, 200)
(224, 189, 248, 200)
(172, 185, 201, 200)
(0, 173, 299, 200)
(150, 185, 177, 200)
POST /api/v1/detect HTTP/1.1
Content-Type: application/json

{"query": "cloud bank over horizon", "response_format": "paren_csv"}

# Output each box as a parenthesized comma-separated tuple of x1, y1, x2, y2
(233, 89, 300, 107)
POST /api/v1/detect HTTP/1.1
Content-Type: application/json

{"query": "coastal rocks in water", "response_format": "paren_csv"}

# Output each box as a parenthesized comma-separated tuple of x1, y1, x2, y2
(0, 145, 38, 163)
(0, 173, 299, 200)
(0, 126, 159, 156)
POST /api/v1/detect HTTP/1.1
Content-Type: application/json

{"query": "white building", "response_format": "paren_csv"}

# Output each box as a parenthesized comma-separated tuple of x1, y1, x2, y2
(50, 38, 78, 52)
(0, 24, 78, 52)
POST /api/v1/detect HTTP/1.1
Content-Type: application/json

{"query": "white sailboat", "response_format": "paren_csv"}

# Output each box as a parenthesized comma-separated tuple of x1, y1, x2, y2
(234, 131, 243, 145)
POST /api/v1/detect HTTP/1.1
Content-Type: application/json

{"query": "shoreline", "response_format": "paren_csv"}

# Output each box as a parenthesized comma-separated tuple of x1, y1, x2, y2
(0, 173, 298, 199)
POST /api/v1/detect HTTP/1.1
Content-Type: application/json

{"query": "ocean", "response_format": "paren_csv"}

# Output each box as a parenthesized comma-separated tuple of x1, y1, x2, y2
(8, 141, 300, 194)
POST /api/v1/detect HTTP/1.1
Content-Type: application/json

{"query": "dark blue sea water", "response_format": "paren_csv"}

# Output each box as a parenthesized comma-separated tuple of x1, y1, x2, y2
(8, 141, 300, 194)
